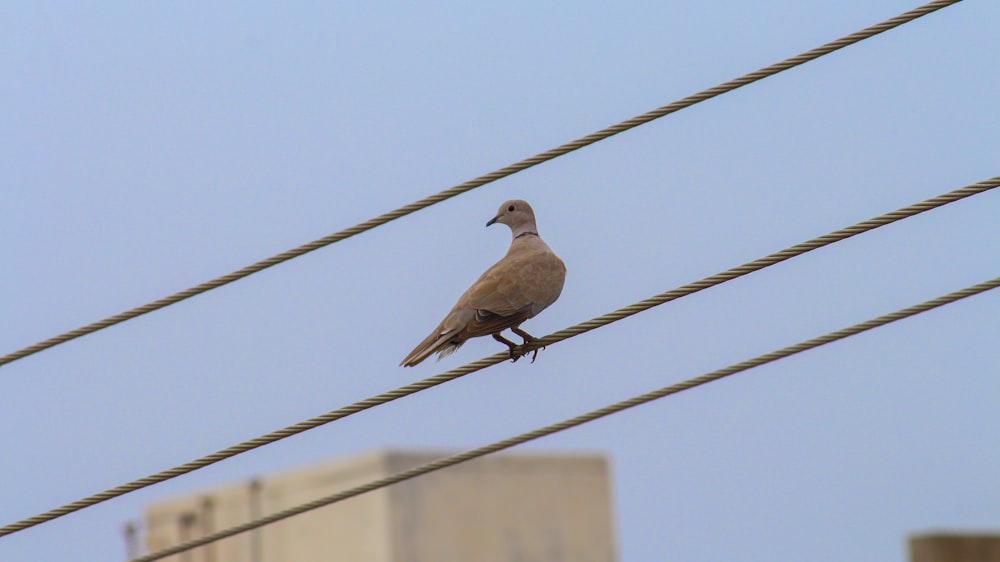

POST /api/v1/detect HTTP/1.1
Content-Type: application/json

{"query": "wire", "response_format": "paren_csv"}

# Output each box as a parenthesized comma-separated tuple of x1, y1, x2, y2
(130, 274, 1000, 561)
(2, 173, 995, 539)
(0, 0, 963, 369)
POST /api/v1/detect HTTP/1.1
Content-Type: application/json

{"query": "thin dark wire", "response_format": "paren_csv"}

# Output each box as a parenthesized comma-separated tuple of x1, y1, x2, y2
(2, 174, 995, 540)
(131, 275, 1000, 561)
(0, 0, 963, 369)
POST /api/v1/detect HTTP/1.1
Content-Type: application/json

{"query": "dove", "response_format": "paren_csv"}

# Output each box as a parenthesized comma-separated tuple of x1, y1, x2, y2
(401, 199, 566, 367)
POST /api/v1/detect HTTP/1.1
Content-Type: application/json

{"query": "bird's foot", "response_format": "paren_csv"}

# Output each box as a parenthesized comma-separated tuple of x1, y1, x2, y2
(493, 333, 522, 363)
(527, 345, 546, 364)
(511, 327, 543, 363)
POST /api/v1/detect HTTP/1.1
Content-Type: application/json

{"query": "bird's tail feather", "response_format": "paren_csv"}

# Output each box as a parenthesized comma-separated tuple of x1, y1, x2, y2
(400, 329, 461, 367)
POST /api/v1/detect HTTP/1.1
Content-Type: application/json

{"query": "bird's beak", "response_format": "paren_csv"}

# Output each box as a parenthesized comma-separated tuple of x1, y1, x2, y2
(486, 215, 499, 227)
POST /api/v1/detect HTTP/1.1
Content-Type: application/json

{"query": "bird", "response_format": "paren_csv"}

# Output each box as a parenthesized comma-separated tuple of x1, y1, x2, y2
(400, 199, 567, 367)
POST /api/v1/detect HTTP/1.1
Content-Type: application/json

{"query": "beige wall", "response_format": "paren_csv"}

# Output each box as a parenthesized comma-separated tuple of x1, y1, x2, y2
(144, 449, 616, 562)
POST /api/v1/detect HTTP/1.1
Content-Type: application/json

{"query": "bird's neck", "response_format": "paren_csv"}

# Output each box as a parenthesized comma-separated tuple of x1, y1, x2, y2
(513, 230, 539, 240)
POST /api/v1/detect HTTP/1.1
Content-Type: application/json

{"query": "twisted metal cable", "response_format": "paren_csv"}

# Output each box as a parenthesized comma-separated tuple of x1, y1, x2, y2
(2, 173, 995, 539)
(0, 0, 963, 369)
(132, 274, 1000, 562)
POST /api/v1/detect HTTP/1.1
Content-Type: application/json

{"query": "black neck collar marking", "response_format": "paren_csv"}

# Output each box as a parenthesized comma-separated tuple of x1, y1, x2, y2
(515, 231, 539, 239)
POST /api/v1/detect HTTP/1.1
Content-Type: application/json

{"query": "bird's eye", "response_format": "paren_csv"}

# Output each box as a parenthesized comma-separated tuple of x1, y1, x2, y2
(507, 205, 515, 212)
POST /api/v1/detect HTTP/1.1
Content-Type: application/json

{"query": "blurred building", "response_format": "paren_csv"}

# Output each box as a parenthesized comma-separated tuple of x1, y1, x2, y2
(139, 449, 617, 562)
(909, 533, 1000, 562)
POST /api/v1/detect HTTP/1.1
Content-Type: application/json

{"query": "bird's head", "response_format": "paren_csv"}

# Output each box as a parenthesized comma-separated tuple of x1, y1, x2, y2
(486, 199, 538, 238)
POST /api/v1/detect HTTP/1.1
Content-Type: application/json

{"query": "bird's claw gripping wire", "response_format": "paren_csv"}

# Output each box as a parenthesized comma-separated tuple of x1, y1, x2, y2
(511, 327, 543, 363)
(493, 329, 545, 363)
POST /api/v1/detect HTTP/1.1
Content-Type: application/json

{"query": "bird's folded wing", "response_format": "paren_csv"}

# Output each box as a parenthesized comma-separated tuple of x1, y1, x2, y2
(460, 307, 532, 339)
(464, 266, 530, 317)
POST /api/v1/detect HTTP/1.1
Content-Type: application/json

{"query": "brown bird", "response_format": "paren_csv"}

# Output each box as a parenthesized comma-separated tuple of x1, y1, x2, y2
(400, 199, 567, 367)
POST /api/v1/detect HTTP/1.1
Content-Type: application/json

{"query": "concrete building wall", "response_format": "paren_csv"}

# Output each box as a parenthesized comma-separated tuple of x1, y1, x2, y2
(910, 533, 1000, 562)
(143, 449, 616, 562)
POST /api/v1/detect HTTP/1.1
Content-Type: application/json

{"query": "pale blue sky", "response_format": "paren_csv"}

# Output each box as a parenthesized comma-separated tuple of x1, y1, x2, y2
(2, 1, 999, 560)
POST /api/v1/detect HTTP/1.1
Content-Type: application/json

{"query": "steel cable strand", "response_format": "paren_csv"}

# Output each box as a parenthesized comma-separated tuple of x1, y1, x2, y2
(0, 356, 510, 537)
(0, 0, 963, 368)
(525, 177, 1000, 348)
(1, 174, 995, 538)
(131, 275, 1000, 562)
